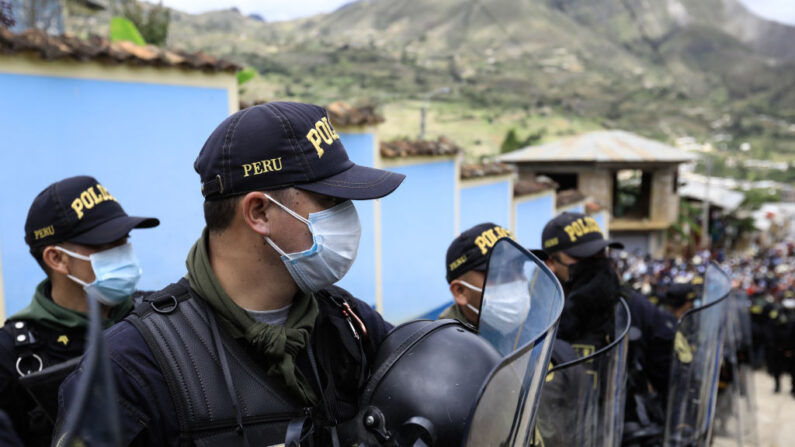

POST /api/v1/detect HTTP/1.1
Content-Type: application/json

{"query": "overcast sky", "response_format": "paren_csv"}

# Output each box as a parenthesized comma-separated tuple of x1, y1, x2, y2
(157, 0, 795, 25)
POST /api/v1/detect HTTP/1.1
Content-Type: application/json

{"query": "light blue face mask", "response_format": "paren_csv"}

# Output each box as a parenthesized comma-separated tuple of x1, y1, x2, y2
(55, 243, 142, 306)
(263, 194, 361, 293)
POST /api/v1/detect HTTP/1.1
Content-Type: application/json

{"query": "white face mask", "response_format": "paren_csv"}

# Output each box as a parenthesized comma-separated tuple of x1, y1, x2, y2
(479, 280, 531, 334)
(54, 243, 142, 306)
(264, 193, 361, 293)
(457, 280, 484, 315)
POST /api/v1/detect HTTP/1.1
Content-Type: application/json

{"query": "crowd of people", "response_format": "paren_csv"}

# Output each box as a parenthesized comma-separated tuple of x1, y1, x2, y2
(615, 243, 795, 397)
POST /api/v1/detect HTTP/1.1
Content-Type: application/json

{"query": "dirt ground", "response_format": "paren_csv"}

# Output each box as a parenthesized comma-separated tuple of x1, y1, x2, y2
(712, 370, 795, 447)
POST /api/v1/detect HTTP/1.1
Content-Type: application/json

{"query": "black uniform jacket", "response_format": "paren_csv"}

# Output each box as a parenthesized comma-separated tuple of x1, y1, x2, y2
(623, 288, 675, 398)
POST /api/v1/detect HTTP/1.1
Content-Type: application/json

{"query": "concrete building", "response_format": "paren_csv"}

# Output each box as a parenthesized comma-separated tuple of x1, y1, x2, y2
(500, 130, 697, 256)
(0, 28, 238, 319)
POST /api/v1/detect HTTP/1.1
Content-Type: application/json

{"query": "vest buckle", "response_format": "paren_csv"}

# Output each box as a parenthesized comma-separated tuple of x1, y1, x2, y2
(150, 295, 178, 314)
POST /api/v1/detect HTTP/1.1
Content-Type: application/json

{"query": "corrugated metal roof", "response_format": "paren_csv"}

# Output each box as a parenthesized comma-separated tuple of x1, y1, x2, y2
(679, 179, 745, 212)
(0, 28, 240, 72)
(499, 130, 697, 164)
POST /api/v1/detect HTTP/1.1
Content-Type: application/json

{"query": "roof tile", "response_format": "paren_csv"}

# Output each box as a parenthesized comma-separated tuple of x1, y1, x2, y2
(0, 28, 240, 72)
(326, 101, 384, 127)
(461, 162, 515, 180)
(514, 178, 556, 196)
(556, 189, 587, 207)
(380, 136, 462, 159)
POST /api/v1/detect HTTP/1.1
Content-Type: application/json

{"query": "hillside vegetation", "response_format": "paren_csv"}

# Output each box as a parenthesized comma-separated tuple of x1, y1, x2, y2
(69, 0, 795, 171)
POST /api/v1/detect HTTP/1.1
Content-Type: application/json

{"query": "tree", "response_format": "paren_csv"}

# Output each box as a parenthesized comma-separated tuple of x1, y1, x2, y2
(118, 0, 170, 46)
(0, 0, 14, 27)
(500, 128, 521, 153)
(500, 128, 546, 154)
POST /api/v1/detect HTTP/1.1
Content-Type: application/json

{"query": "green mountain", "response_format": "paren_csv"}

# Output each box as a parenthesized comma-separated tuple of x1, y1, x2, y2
(67, 0, 795, 176)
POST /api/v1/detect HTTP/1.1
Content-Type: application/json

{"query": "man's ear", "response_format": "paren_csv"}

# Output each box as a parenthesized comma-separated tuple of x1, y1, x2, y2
(241, 192, 274, 237)
(42, 246, 69, 275)
(449, 281, 469, 307)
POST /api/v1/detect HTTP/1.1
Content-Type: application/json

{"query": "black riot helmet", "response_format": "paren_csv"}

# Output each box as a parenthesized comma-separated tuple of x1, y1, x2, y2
(342, 319, 501, 446)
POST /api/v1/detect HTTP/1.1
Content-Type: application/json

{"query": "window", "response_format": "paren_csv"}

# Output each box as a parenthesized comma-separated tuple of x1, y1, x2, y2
(612, 169, 651, 219)
(538, 173, 578, 191)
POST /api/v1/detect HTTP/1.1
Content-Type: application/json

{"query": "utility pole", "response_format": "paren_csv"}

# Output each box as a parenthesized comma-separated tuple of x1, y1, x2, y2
(419, 87, 450, 140)
(701, 156, 713, 251)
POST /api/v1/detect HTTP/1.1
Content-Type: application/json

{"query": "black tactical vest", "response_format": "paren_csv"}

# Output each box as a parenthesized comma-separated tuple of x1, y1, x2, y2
(126, 280, 369, 447)
(2, 320, 85, 447)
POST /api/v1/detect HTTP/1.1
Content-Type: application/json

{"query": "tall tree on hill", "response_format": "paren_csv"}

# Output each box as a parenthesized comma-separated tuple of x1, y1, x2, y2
(117, 0, 170, 46)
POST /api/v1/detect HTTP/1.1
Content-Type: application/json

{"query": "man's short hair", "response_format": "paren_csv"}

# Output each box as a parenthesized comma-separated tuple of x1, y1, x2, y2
(203, 189, 289, 232)
(30, 245, 49, 274)
(204, 195, 243, 232)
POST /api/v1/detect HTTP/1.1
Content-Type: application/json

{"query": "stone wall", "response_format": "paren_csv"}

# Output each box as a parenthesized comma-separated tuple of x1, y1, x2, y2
(650, 168, 679, 224)
(579, 169, 613, 210)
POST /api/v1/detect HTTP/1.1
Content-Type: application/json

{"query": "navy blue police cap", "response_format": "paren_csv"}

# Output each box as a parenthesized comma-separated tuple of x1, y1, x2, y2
(195, 102, 405, 200)
(663, 283, 697, 308)
(25, 176, 159, 249)
(541, 212, 623, 258)
(445, 223, 547, 283)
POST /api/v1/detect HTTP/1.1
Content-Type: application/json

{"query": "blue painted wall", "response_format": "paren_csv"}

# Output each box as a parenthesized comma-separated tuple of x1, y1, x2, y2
(380, 160, 456, 322)
(0, 72, 231, 316)
(515, 194, 555, 250)
(335, 133, 377, 308)
(592, 212, 608, 237)
(559, 204, 585, 214)
(460, 180, 512, 233)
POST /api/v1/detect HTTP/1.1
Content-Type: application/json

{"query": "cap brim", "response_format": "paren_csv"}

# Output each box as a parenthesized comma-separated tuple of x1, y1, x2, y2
(563, 239, 624, 258)
(296, 164, 406, 200)
(68, 216, 159, 246)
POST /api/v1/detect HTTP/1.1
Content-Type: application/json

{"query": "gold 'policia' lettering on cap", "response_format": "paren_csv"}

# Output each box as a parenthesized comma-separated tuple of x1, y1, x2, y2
(474, 225, 515, 255)
(33, 225, 55, 240)
(306, 117, 340, 158)
(70, 184, 117, 219)
(563, 217, 602, 243)
(242, 157, 283, 177)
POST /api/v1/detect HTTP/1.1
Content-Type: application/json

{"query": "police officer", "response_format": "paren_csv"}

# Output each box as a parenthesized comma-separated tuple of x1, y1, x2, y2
(538, 212, 673, 445)
(539, 212, 625, 350)
(764, 297, 791, 393)
(56, 102, 406, 446)
(438, 222, 516, 328)
(0, 176, 159, 446)
(435, 222, 583, 446)
(659, 283, 698, 320)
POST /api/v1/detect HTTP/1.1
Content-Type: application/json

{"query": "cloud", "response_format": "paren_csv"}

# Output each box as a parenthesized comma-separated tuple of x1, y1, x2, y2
(158, 0, 353, 21)
(738, 0, 795, 25)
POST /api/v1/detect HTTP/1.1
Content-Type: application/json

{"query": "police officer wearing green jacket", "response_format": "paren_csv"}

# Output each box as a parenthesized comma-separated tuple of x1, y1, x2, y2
(438, 222, 516, 327)
(0, 176, 159, 446)
(55, 102, 406, 446)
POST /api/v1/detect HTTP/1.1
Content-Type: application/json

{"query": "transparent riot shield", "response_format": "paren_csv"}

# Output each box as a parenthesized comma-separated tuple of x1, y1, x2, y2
(663, 263, 731, 447)
(55, 287, 122, 446)
(533, 298, 631, 447)
(714, 290, 758, 445)
(464, 238, 564, 447)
